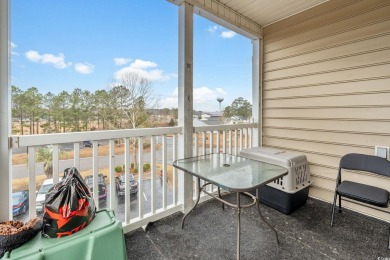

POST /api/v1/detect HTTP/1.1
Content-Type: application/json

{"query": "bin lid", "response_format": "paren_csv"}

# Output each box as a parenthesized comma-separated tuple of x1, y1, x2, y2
(239, 147, 307, 167)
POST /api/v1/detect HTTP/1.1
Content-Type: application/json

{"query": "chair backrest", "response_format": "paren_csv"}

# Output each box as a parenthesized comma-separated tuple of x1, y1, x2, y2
(339, 153, 390, 177)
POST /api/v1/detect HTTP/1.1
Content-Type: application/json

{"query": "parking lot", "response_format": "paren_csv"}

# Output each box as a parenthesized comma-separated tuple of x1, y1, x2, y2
(14, 178, 173, 223)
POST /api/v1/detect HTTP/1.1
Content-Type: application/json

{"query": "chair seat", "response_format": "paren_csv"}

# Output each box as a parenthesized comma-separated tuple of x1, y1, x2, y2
(337, 181, 389, 207)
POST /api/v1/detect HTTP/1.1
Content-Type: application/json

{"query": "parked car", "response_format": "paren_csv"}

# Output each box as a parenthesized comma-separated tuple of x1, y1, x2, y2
(83, 141, 93, 148)
(36, 178, 62, 214)
(12, 190, 29, 216)
(84, 174, 107, 201)
(83, 141, 101, 148)
(115, 174, 138, 197)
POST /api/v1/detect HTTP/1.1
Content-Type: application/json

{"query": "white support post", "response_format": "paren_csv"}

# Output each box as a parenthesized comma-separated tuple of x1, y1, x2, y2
(151, 136, 156, 214)
(109, 140, 115, 210)
(0, 0, 11, 221)
(92, 141, 99, 210)
(173, 134, 178, 205)
(162, 135, 167, 210)
(124, 138, 131, 224)
(138, 137, 144, 219)
(28, 147, 36, 218)
(52, 144, 59, 184)
(74, 142, 80, 169)
(252, 38, 261, 147)
(178, 1, 194, 214)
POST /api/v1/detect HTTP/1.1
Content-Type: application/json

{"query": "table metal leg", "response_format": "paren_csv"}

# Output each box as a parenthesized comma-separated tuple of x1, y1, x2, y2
(218, 187, 224, 211)
(181, 178, 201, 229)
(256, 199, 279, 244)
(237, 192, 241, 260)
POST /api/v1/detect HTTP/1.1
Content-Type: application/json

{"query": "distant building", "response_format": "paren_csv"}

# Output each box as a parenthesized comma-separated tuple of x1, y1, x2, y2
(224, 115, 248, 124)
(199, 111, 224, 125)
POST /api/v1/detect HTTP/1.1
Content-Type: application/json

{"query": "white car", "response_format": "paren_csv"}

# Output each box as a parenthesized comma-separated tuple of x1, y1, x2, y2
(36, 178, 62, 214)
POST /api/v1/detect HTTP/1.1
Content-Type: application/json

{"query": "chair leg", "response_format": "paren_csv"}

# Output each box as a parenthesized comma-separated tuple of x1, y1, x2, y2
(388, 226, 390, 250)
(330, 192, 338, 227)
(338, 194, 342, 213)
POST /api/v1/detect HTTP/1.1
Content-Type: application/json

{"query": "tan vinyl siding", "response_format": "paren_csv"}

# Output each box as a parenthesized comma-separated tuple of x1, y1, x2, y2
(262, 0, 390, 221)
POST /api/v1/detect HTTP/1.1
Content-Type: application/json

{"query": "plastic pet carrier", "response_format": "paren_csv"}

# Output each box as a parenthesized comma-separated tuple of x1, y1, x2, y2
(239, 147, 312, 214)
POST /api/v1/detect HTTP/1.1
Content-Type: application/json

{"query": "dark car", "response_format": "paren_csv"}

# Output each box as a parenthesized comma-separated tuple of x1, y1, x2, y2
(115, 174, 138, 197)
(83, 141, 93, 148)
(84, 174, 107, 200)
(12, 190, 29, 216)
(83, 141, 101, 148)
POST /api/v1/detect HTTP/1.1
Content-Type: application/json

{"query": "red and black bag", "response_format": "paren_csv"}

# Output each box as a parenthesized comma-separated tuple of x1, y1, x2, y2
(42, 167, 96, 238)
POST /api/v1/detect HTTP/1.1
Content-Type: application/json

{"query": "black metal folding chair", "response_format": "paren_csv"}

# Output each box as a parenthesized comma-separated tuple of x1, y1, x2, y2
(330, 153, 390, 249)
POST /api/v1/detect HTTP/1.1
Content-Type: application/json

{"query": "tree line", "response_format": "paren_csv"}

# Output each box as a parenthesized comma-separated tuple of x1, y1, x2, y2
(11, 72, 177, 135)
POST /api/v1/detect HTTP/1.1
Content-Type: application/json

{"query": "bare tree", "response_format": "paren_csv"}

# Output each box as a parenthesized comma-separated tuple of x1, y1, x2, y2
(109, 72, 159, 167)
(113, 72, 159, 129)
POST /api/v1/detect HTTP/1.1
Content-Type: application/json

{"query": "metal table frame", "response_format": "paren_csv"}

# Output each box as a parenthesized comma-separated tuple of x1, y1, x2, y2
(173, 154, 288, 260)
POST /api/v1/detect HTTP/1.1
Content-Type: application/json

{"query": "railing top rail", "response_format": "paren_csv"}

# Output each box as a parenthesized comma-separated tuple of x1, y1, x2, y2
(11, 127, 182, 148)
(193, 123, 257, 133)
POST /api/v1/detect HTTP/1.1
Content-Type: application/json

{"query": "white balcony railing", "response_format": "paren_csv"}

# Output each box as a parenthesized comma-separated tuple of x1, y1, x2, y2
(10, 123, 257, 233)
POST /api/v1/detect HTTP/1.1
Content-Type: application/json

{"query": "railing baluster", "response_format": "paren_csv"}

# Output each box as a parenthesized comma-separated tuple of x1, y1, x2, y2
(74, 142, 80, 169)
(194, 132, 198, 156)
(52, 144, 59, 184)
(124, 138, 131, 224)
(151, 136, 156, 214)
(138, 137, 144, 219)
(28, 147, 36, 218)
(244, 128, 248, 149)
(229, 130, 232, 155)
(173, 134, 178, 206)
(234, 130, 238, 155)
(216, 130, 220, 153)
(239, 129, 243, 152)
(162, 135, 167, 210)
(109, 140, 115, 210)
(223, 130, 226, 153)
(93, 140, 99, 210)
(202, 132, 206, 155)
(249, 128, 253, 148)
(194, 132, 200, 199)
(210, 131, 214, 154)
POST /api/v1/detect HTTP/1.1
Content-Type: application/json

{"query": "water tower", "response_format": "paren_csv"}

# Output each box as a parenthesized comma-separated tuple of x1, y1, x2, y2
(217, 97, 224, 112)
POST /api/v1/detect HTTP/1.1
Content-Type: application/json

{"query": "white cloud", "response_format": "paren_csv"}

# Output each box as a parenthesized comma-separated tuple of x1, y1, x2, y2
(25, 50, 72, 69)
(114, 57, 132, 66)
(114, 59, 172, 82)
(10, 42, 19, 55)
(220, 30, 237, 39)
(74, 63, 95, 74)
(159, 86, 227, 110)
(208, 25, 219, 33)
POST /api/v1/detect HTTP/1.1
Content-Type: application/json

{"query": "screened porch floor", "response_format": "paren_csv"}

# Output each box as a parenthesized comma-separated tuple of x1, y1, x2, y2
(125, 194, 389, 260)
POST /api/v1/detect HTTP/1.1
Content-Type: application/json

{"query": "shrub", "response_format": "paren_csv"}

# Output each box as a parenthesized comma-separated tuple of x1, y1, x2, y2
(130, 163, 135, 169)
(143, 141, 151, 149)
(143, 163, 151, 171)
(133, 168, 138, 174)
(114, 166, 122, 173)
(168, 118, 175, 127)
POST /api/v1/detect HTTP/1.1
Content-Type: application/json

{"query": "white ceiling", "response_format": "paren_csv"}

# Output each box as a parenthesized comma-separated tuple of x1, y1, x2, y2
(218, 0, 328, 26)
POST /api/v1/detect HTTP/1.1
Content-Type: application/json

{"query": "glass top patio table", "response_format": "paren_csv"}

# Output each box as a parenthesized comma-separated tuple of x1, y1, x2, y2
(173, 153, 288, 192)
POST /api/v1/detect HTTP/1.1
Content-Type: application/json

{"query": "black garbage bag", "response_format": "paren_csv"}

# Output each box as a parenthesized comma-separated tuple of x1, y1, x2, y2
(0, 218, 42, 258)
(42, 167, 96, 238)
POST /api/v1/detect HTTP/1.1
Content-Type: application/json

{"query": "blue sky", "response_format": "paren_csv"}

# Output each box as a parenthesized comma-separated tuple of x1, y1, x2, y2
(11, 0, 252, 111)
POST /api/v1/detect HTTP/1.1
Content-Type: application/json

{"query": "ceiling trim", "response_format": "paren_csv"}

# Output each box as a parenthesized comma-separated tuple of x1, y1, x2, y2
(167, 0, 262, 39)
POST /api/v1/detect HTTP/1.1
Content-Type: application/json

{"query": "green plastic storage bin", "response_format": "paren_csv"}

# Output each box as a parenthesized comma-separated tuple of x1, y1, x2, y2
(2, 209, 127, 260)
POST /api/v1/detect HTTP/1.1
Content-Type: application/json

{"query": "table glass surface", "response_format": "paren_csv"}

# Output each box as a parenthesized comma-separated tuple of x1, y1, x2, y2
(173, 153, 288, 192)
